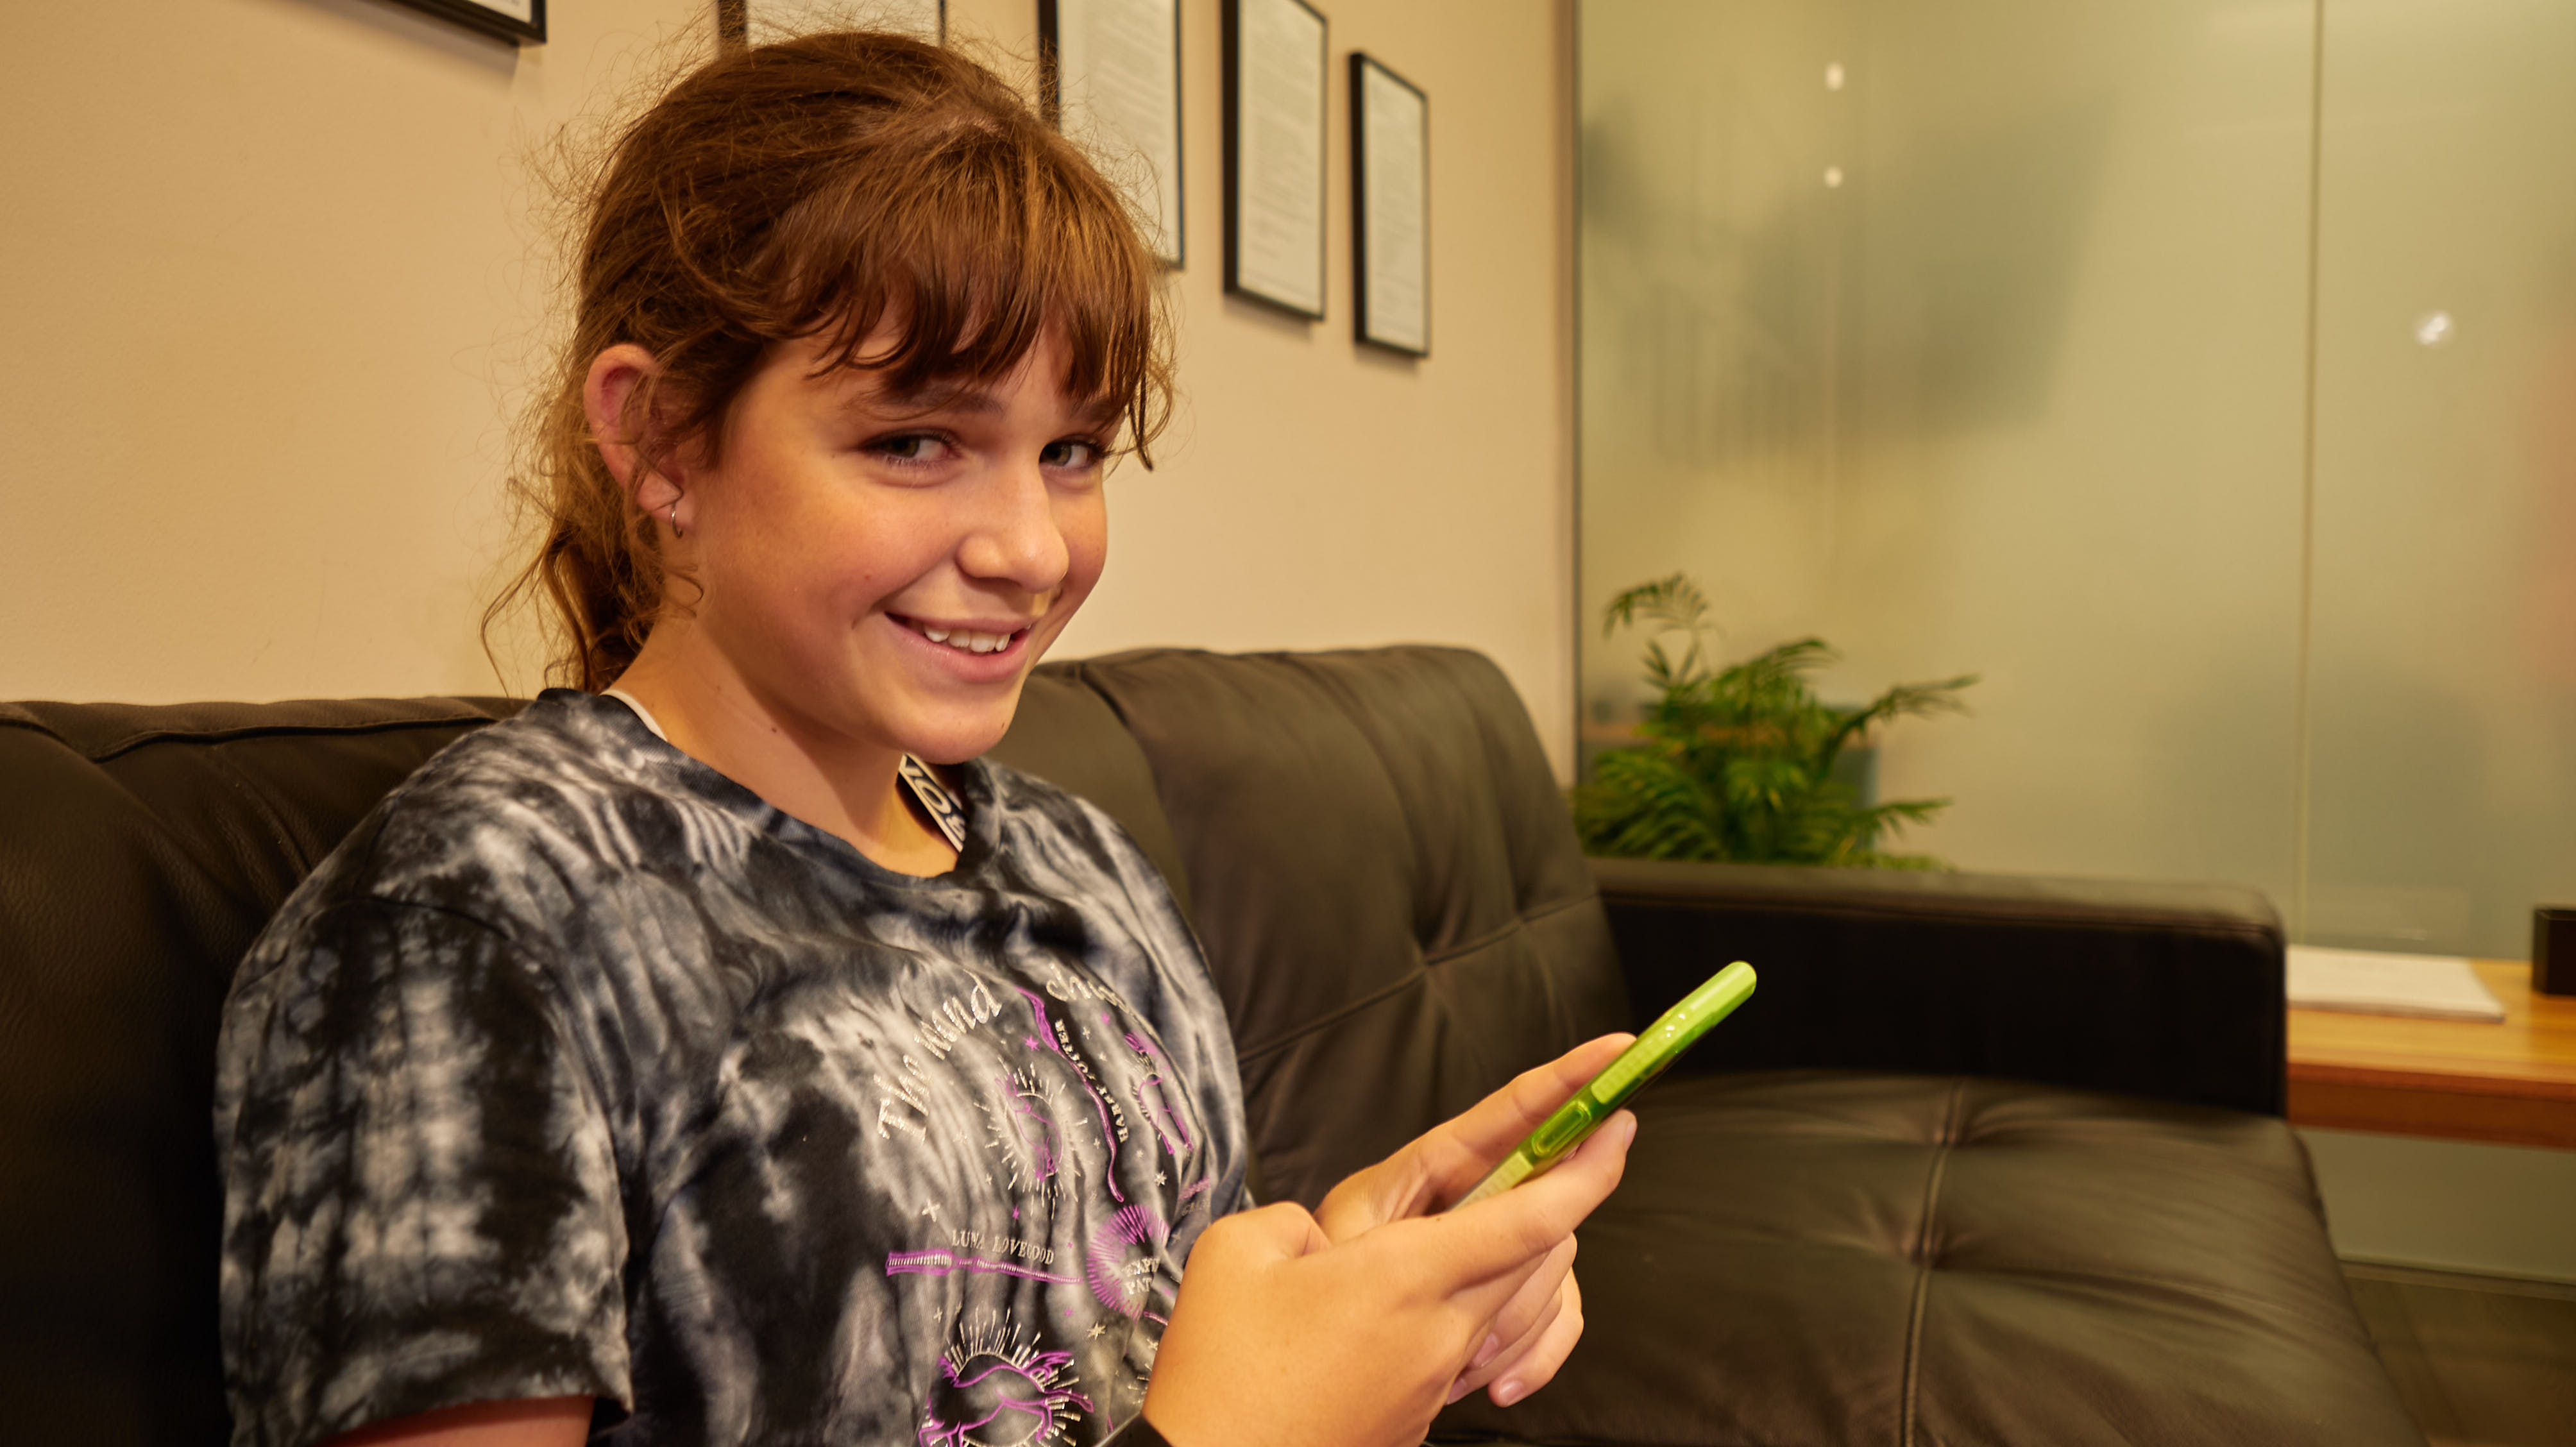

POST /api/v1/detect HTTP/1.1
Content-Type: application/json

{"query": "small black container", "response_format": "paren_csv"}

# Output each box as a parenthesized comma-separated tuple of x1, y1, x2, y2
(2532, 907, 2576, 996)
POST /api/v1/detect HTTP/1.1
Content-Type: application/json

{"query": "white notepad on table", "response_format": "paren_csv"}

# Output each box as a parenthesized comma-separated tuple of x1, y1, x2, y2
(2285, 945, 2507, 1023)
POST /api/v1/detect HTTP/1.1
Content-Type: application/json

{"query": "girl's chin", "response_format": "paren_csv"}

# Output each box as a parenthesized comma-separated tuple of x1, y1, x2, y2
(892, 691, 1031, 766)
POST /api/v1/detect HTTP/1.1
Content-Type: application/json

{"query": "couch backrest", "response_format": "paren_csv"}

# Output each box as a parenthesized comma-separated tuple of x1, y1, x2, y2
(0, 645, 1624, 1443)
(1004, 648, 1631, 1208)
(0, 696, 521, 1446)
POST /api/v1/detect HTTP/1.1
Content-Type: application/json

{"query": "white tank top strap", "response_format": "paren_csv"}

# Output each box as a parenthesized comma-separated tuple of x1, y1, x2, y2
(599, 688, 671, 742)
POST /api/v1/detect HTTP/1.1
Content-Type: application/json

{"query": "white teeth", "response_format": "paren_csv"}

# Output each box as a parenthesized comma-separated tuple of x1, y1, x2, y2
(912, 622, 1013, 654)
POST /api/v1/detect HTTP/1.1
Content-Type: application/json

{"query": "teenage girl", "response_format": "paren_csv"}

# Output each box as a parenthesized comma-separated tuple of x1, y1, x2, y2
(214, 31, 1633, 1447)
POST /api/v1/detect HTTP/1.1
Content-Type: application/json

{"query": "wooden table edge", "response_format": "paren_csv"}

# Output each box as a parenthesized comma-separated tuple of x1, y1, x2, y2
(2287, 958, 2576, 1147)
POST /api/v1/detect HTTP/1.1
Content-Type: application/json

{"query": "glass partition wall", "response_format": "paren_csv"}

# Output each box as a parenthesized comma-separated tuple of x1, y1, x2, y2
(1578, 0, 2576, 959)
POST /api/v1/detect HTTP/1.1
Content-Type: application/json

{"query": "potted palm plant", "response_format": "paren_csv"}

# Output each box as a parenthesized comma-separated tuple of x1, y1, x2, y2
(1573, 575, 1977, 868)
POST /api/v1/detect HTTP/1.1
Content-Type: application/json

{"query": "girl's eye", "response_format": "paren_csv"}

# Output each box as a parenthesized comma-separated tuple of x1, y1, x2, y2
(1040, 439, 1104, 470)
(866, 433, 954, 466)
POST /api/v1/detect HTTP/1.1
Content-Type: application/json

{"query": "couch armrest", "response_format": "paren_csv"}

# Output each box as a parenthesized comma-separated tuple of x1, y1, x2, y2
(1594, 858, 2287, 1115)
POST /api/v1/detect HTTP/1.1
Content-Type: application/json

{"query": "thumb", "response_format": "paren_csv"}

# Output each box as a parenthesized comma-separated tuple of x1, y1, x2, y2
(1192, 1200, 1334, 1271)
(1418, 1108, 1638, 1301)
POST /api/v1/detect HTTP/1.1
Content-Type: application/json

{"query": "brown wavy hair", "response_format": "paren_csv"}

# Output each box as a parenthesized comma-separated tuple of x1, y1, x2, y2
(491, 30, 1173, 692)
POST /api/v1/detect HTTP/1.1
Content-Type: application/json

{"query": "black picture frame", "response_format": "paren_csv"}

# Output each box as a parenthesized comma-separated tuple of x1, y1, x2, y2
(1350, 52, 1429, 355)
(1040, 0, 1186, 267)
(1222, 0, 1329, 320)
(387, 0, 545, 44)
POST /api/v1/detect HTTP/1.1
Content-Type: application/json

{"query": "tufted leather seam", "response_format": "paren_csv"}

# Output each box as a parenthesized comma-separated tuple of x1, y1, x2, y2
(0, 709, 511, 764)
(1421, 892, 1596, 969)
(194, 740, 333, 880)
(1299, 649, 1579, 945)
(1303, 653, 1437, 955)
(1942, 1260, 2377, 1342)
(1309, 648, 1586, 963)
(1058, 659, 1129, 729)
(0, 718, 280, 942)
(1053, 661, 1195, 902)
(1897, 1078, 1967, 1447)
(1232, 963, 1428, 1066)
(1230, 896, 1598, 1068)
(1237, 652, 1552, 1073)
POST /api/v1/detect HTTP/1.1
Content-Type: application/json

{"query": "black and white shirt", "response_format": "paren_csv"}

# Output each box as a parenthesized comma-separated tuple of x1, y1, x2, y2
(214, 690, 1248, 1447)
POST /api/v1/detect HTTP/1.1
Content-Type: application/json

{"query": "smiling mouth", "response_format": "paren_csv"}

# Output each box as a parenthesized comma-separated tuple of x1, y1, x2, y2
(895, 616, 1032, 656)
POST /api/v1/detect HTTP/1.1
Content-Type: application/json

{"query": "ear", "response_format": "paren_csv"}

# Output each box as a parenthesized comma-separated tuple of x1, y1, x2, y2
(584, 343, 691, 526)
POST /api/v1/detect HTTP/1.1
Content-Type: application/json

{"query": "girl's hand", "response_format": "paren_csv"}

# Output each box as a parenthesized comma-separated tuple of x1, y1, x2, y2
(1313, 1035, 1632, 1409)
(1439, 1234, 1582, 1407)
(1140, 1038, 1637, 1446)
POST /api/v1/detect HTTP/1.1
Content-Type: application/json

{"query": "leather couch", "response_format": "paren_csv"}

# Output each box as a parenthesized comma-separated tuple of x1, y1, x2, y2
(0, 645, 2423, 1444)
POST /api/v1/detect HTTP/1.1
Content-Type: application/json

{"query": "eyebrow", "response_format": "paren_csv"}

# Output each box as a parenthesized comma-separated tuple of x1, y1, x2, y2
(869, 381, 1124, 429)
(879, 384, 1001, 416)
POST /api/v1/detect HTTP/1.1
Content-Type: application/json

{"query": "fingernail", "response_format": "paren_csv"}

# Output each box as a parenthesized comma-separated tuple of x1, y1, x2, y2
(1470, 1332, 1501, 1370)
(1493, 1378, 1527, 1407)
(1446, 1376, 1474, 1405)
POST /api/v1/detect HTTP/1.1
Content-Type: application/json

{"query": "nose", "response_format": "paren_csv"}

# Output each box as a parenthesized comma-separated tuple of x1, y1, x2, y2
(956, 453, 1070, 595)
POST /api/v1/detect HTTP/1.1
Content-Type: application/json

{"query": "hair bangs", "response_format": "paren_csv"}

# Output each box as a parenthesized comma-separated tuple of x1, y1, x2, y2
(775, 108, 1165, 459)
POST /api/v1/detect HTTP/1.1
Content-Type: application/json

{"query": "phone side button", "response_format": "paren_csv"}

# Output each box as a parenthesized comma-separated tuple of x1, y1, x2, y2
(1530, 1101, 1596, 1158)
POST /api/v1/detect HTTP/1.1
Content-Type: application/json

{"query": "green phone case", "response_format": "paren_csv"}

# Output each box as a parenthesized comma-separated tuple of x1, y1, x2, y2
(1449, 961, 1757, 1210)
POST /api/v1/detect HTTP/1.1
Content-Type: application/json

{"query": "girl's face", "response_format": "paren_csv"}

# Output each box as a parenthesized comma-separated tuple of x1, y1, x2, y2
(670, 328, 1114, 765)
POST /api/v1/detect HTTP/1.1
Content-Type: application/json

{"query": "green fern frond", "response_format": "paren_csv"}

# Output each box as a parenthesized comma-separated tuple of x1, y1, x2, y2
(1601, 574, 1709, 638)
(1583, 575, 1972, 870)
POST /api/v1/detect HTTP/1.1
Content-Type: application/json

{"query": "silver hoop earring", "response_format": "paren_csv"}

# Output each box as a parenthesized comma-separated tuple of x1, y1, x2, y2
(666, 498, 683, 538)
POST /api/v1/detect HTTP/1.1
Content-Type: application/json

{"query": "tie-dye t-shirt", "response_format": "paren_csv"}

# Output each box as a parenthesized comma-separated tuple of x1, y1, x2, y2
(213, 690, 1248, 1447)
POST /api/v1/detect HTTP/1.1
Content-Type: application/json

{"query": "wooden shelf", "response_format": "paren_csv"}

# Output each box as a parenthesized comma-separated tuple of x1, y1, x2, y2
(2288, 960, 2576, 1149)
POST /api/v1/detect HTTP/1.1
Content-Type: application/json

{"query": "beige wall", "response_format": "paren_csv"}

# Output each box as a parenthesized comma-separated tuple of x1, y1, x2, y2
(0, 0, 1579, 775)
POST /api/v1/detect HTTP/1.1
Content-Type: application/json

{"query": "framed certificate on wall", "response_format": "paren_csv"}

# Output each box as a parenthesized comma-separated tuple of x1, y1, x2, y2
(719, 0, 944, 46)
(1042, 0, 1185, 266)
(387, 0, 544, 44)
(1351, 53, 1428, 355)
(1223, 0, 1328, 318)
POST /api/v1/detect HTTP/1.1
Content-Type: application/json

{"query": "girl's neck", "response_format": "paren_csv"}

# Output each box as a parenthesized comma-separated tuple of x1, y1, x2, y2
(607, 630, 958, 877)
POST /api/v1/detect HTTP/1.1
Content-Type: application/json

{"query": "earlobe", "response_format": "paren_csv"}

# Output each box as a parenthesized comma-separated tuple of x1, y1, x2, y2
(584, 343, 688, 523)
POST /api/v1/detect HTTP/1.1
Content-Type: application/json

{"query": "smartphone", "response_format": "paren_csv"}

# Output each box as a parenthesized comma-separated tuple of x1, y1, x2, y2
(1448, 961, 1756, 1211)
